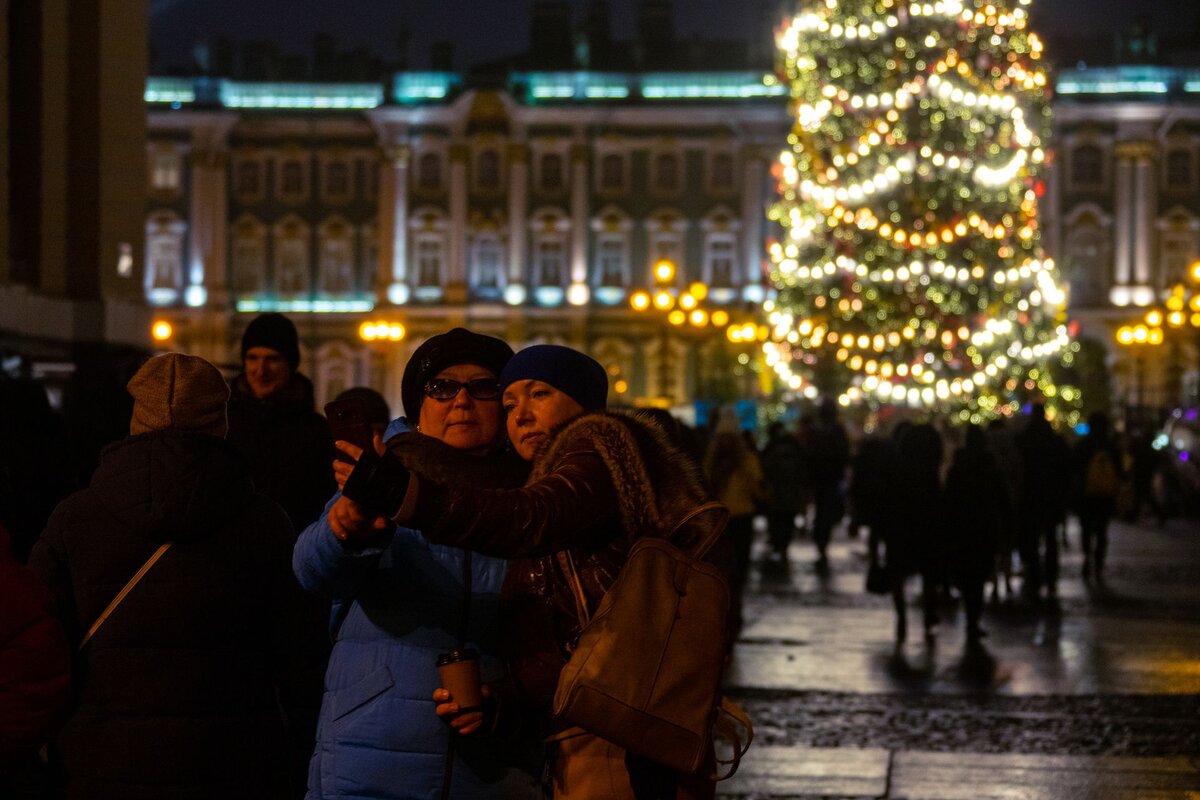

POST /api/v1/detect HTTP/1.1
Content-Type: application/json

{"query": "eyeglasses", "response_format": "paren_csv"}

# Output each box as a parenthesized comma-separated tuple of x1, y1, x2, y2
(424, 377, 501, 402)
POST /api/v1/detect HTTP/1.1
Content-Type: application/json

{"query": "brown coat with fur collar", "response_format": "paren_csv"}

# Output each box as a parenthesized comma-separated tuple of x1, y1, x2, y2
(401, 410, 719, 708)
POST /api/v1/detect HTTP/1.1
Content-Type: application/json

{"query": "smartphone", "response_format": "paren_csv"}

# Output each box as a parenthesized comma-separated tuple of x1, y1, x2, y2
(324, 396, 376, 461)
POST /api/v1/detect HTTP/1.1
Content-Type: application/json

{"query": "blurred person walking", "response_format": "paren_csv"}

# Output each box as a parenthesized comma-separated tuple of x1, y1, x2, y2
(28, 353, 322, 799)
(886, 423, 946, 644)
(705, 414, 768, 639)
(984, 419, 1022, 600)
(759, 421, 808, 567)
(808, 400, 850, 573)
(1014, 404, 1070, 601)
(1071, 412, 1125, 583)
(944, 426, 1010, 643)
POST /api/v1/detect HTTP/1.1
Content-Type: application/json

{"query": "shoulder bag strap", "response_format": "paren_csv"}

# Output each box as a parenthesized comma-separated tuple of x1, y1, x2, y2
(668, 500, 731, 558)
(711, 696, 755, 781)
(78, 542, 172, 653)
(555, 550, 591, 628)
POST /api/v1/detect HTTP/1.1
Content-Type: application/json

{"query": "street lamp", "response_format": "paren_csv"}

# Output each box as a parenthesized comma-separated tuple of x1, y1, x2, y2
(1115, 323, 1163, 424)
(629, 261, 757, 404)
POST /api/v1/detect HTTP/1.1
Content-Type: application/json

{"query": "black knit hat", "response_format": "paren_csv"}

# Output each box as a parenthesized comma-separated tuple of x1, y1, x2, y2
(401, 328, 514, 418)
(241, 313, 300, 369)
(499, 344, 608, 411)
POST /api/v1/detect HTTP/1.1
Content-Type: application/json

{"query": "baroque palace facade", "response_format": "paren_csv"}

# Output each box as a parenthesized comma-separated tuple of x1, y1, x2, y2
(143, 63, 1200, 415)
(1047, 66, 1200, 407)
(144, 72, 786, 414)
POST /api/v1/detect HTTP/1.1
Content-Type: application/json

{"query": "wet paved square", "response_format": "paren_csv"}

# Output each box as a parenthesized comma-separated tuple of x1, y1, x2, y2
(717, 518, 1200, 799)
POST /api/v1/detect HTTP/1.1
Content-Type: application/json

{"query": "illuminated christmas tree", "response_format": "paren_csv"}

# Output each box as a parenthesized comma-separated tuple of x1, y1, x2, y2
(765, 0, 1081, 425)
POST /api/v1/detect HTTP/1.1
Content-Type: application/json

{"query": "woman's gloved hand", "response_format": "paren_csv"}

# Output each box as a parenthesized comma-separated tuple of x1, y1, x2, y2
(341, 443, 411, 520)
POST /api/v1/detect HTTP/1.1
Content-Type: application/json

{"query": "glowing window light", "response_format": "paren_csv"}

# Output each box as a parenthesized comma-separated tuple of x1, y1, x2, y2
(145, 78, 196, 104)
(639, 72, 787, 99)
(235, 299, 374, 313)
(221, 82, 383, 109)
(393, 72, 459, 102)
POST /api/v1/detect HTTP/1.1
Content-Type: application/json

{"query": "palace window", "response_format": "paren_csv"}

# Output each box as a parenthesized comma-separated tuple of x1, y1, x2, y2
(415, 236, 445, 288)
(1070, 144, 1104, 188)
(596, 235, 627, 287)
(231, 216, 267, 294)
(274, 218, 310, 294)
(654, 153, 680, 194)
(324, 161, 351, 201)
(471, 234, 504, 293)
(599, 153, 624, 192)
(318, 218, 355, 295)
(417, 152, 442, 191)
(150, 149, 182, 191)
(235, 161, 262, 199)
(535, 239, 566, 286)
(280, 159, 307, 201)
(1166, 150, 1193, 191)
(710, 152, 734, 191)
(476, 150, 500, 191)
(704, 234, 738, 287)
(540, 153, 564, 192)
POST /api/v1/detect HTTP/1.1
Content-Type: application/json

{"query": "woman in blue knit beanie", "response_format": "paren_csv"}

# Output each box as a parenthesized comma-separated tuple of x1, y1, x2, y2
(335, 342, 724, 799)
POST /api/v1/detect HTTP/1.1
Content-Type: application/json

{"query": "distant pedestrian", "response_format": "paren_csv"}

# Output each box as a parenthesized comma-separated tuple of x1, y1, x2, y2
(850, 434, 898, 563)
(29, 353, 322, 799)
(760, 421, 808, 565)
(1071, 411, 1125, 582)
(227, 312, 336, 533)
(985, 418, 1022, 600)
(808, 399, 850, 572)
(886, 423, 945, 643)
(944, 426, 1009, 643)
(705, 413, 768, 640)
(1014, 404, 1070, 601)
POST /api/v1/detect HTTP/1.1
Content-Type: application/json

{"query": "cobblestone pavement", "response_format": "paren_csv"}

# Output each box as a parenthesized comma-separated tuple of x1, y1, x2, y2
(716, 517, 1200, 799)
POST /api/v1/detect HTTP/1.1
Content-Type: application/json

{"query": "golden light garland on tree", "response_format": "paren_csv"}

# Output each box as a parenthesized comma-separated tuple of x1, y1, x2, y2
(767, 0, 1081, 425)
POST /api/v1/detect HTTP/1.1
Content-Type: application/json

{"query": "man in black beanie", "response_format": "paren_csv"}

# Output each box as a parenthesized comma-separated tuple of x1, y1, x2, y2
(227, 313, 335, 534)
(226, 315, 335, 785)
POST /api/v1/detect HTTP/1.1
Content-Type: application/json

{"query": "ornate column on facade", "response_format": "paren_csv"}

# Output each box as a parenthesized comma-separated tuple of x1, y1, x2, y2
(1132, 142, 1157, 297)
(1111, 141, 1157, 306)
(1112, 144, 1134, 304)
(506, 143, 529, 304)
(568, 143, 590, 305)
(188, 145, 229, 308)
(446, 143, 470, 304)
(740, 145, 766, 301)
(378, 143, 411, 305)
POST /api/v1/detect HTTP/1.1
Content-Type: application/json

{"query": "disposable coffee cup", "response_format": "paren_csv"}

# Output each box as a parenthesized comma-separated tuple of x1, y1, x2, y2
(436, 648, 483, 712)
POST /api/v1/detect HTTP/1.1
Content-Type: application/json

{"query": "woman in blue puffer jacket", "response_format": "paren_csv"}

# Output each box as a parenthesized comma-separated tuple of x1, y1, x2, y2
(294, 329, 545, 800)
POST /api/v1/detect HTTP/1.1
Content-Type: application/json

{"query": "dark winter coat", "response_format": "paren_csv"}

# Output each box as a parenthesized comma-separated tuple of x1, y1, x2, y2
(294, 418, 543, 800)
(759, 433, 808, 514)
(28, 431, 321, 800)
(1015, 417, 1071, 522)
(399, 411, 722, 712)
(885, 424, 946, 577)
(0, 525, 70, 765)
(227, 371, 335, 533)
(1071, 434, 1126, 517)
(944, 445, 1008, 582)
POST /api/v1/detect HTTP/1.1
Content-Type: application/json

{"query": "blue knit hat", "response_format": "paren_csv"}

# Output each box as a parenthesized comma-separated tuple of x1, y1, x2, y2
(499, 345, 608, 411)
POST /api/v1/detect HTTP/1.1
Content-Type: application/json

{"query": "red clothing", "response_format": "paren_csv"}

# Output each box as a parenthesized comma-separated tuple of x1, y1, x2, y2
(0, 525, 70, 763)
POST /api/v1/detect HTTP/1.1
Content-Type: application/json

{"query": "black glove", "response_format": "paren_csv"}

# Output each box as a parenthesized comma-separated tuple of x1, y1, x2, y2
(341, 448, 411, 519)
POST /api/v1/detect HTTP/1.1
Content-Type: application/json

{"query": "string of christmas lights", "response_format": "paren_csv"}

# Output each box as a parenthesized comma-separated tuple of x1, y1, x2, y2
(767, 0, 1081, 425)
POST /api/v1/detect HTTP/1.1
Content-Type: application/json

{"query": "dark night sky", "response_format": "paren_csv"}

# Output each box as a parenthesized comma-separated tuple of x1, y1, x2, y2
(149, 0, 1200, 72)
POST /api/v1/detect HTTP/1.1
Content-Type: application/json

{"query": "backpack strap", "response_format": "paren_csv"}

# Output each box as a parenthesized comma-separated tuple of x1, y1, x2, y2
(78, 542, 172, 653)
(711, 696, 754, 781)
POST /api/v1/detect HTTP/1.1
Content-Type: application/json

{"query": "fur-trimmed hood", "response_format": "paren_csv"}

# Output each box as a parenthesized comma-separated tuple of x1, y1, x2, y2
(528, 410, 720, 550)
